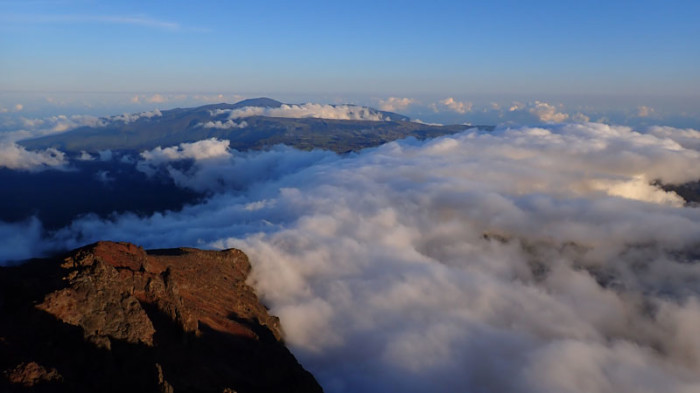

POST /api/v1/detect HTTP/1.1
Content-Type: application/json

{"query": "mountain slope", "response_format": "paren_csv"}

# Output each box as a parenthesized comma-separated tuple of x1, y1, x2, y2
(20, 98, 490, 153)
(0, 241, 322, 393)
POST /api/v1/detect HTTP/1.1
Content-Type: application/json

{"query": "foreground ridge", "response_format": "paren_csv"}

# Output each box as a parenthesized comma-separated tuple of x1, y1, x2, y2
(0, 241, 322, 393)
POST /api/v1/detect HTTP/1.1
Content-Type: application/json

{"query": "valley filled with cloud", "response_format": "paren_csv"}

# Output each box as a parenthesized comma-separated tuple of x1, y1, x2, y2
(1, 115, 699, 392)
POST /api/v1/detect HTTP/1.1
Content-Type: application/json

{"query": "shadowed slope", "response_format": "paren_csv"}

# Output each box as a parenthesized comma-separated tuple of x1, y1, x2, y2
(0, 241, 322, 393)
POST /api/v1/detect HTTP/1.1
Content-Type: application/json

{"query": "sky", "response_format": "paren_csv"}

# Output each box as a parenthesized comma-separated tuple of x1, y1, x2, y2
(1, 0, 699, 125)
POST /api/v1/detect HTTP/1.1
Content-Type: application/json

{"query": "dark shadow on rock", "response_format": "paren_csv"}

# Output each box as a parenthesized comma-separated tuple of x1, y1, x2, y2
(0, 246, 323, 393)
(0, 267, 159, 393)
(146, 248, 189, 257)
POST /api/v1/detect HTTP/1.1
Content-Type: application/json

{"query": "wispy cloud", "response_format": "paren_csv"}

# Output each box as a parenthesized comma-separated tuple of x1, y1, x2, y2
(3, 13, 190, 31)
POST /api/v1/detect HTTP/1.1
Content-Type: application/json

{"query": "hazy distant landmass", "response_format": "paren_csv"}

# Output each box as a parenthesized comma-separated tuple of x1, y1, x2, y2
(4, 98, 493, 230)
(20, 98, 491, 153)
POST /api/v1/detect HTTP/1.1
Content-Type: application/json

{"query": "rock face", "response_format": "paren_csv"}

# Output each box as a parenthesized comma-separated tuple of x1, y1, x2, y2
(0, 241, 322, 393)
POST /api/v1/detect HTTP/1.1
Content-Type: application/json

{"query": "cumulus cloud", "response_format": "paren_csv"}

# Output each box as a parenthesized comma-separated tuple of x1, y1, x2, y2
(216, 103, 390, 121)
(3, 123, 700, 392)
(432, 97, 473, 114)
(136, 138, 233, 182)
(137, 138, 336, 192)
(138, 138, 230, 166)
(0, 143, 67, 171)
(527, 101, 569, 122)
(377, 97, 415, 112)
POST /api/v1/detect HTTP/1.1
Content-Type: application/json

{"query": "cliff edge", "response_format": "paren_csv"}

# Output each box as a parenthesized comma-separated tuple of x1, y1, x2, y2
(0, 241, 322, 393)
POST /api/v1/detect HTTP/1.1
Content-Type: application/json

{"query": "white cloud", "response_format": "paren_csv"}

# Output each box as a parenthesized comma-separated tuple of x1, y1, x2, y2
(377, 97, 415, 112)
(139, 138, 231, 164)
(4, 123, 700, 392)
(217, 103, 389, 121)
(647, 126, 700, 151)
(138, 140, 335, 193)
(412, 119, 444, 126)
(199, 120, 248, 129)
(433, 97, 473, 114)
(0, 142, 67, 171)
(6, 110, 162, 143)
(23, 114, 105, 133)
(136, 138, 233, 181)
(3, 110, 161, 143)
(528, 101, 569, 122)
(1, 114, 106, 143)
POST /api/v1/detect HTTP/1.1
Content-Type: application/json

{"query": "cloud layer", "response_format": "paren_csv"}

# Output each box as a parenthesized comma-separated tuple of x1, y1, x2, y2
(2, 123, 700, 392)
(1, 109, 164, 144)
(214, 103, 391, 121)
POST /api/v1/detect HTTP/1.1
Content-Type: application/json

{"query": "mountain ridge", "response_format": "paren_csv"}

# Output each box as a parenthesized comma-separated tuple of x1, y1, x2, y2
(0, 241, 323, 392)
(20, 98, 491, 153)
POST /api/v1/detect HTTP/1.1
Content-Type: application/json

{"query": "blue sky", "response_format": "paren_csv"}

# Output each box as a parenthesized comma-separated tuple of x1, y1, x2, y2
(1, 0, 699, 126)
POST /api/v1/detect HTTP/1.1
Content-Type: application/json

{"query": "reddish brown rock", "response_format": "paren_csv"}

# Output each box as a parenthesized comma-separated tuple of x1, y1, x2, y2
(3, 362, 62, 387)
(0, 241, 322, 393)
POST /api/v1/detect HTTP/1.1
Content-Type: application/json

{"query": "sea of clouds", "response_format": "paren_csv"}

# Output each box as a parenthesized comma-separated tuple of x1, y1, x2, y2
(1, 122, 700, 392)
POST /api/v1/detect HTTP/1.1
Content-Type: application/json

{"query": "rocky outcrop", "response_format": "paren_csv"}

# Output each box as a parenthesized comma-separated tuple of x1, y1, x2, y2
(0, 241, 322, 393)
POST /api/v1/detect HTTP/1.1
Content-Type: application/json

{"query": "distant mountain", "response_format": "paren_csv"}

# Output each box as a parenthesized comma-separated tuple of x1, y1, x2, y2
(0, 241, 323, 392)
(20, 98, 491, 153)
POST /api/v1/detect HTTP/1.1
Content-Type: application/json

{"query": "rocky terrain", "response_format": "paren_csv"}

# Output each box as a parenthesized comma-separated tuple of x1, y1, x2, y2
(0, 241, 322, 393)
